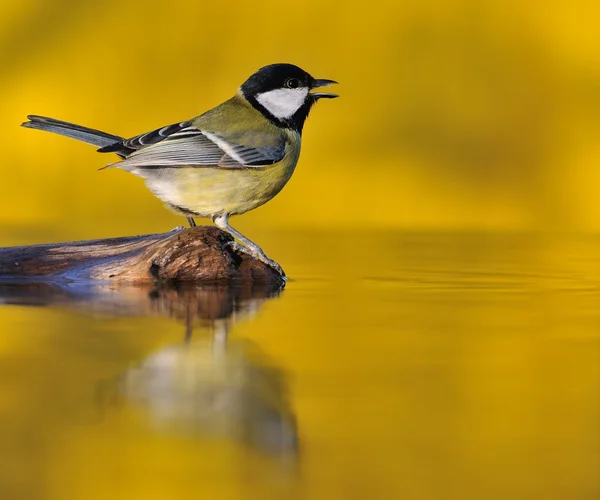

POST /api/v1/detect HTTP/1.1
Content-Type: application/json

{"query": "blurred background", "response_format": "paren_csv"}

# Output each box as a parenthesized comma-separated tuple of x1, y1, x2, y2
(1, 0, 600, 239)
(1, 2, 600, 500)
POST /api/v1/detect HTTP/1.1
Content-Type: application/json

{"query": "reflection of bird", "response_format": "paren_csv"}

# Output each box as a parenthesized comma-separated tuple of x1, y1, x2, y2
(90, 280, 297, 457)
(118, 337, 298, 458)
(22, 64, 338, 276)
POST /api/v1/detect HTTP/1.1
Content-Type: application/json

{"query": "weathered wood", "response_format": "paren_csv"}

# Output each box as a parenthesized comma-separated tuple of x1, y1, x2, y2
(0, 226, 282, 284)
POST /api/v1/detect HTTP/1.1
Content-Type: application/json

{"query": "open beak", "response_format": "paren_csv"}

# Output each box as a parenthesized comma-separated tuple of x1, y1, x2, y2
(311, 78, 339, 99)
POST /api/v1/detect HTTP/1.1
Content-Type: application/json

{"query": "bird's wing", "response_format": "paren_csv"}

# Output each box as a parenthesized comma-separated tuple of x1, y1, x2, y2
(97, 121, 193, 156)
(104, 125, 286, 169)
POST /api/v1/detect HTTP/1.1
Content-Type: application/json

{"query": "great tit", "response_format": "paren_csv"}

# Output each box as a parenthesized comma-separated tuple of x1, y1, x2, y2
(21, 63, 338, 277)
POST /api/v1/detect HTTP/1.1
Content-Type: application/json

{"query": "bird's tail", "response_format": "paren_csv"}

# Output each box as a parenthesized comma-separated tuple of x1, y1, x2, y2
(21, 115, 124, 149)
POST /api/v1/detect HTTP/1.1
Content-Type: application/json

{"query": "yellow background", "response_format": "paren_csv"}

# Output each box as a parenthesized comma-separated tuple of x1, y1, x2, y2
(2, 0, 600, 238)
(1, 3, 599, 499)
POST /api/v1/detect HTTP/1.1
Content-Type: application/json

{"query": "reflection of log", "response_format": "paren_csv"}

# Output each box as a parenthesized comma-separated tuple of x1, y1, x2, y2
(0, 270, 295, 456)
(0, 278, 283, 327)
(0, 226, 282, 284)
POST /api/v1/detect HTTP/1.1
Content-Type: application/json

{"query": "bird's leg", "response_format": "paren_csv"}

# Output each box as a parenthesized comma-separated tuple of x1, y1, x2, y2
(187, 217, 197, 228)
(212, 214, 285, 277)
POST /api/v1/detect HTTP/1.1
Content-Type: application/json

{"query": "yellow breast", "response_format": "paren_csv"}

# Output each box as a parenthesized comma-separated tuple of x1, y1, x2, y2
(142, 136, 300, 218)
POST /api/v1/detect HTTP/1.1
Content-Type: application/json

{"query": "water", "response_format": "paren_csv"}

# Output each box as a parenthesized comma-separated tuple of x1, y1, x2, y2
(0, 231, 599, 500)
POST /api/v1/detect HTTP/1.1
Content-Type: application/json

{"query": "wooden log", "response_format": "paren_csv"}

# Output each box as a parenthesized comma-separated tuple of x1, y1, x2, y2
(0, 226, 283, 284)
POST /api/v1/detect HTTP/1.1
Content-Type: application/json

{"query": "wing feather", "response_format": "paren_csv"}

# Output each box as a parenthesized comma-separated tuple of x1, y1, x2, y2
(98, 121, 193, 155)
(108, 128, 286, 170)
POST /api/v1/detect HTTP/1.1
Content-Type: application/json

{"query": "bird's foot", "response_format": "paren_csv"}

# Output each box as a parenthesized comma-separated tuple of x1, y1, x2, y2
(225, 241, 286, 278)
(170, 225, 186, 232)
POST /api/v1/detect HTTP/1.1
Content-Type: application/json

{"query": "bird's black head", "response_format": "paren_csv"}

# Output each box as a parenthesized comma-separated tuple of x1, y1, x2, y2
(240, 63, 338, 133)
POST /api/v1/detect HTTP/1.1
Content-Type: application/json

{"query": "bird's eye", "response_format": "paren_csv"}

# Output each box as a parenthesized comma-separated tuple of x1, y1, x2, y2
(285, 78, 300, 89)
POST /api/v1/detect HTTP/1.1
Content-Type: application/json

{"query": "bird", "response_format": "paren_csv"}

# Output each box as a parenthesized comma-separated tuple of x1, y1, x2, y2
(21, 63, 338, 277)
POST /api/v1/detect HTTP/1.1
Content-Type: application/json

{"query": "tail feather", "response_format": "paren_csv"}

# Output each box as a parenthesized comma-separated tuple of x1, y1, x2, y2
(21, 115, 124, 149)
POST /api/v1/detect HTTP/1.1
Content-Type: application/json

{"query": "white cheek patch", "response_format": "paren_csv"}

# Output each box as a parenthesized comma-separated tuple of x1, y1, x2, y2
(255, 88, 309, 119)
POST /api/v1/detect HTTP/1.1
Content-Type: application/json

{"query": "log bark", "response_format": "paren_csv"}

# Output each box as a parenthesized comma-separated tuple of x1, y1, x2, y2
(0, 226, 283, 284)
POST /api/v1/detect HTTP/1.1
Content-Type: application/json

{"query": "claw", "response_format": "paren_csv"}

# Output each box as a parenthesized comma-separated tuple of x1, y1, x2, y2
(170, 225, 185, 232)
(225, 241, 286, 277)
(224, 240, 247, 253)
(263, 257, 286, 278)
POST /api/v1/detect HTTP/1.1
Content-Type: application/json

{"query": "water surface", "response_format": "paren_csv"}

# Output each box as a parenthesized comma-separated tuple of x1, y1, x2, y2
(0, 231, 598, 500)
